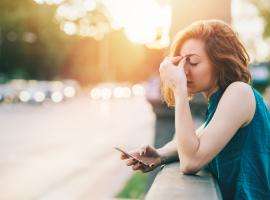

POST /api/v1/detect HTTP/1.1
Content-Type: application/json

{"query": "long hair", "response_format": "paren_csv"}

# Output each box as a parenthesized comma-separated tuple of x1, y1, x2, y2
(162, 19, 251, 107)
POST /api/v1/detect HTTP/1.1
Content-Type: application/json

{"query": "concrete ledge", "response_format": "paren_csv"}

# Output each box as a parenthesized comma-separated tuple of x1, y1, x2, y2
(145, 163, 222, 200)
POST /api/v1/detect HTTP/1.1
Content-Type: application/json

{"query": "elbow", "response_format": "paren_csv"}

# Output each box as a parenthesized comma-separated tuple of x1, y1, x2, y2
(180, 162, 201, 175)
(180, 167, 198, 175)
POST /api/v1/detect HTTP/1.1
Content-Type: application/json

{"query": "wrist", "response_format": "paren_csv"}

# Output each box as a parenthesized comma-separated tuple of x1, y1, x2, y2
(174, 90, 188, 104)
(157, 148, 171, 165)
(157, 147, 180, 165)
(160, 155, 168, 165)
(173, 86, 188, 98)
(157, 148, 166, 165)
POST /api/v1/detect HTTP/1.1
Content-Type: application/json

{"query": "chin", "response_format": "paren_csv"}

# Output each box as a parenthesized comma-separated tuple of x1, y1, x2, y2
(187, 86, 193, 92)
(187, 86, 197, 96)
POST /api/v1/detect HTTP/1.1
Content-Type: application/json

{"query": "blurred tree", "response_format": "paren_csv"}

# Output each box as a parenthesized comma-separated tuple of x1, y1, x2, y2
(248, 1, 270, 92)
(0, 0, 163, 85)
(0, 0, 76, 80)
(249, 0, 270, 38)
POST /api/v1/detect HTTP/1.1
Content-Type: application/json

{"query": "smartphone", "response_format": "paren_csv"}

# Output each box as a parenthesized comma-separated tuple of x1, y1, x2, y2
(114, 146, 149, 166)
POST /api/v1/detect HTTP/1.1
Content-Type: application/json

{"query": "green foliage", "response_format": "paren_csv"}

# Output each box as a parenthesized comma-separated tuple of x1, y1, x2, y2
(116, 172, 148, 199)
(0, 0, 76, 80)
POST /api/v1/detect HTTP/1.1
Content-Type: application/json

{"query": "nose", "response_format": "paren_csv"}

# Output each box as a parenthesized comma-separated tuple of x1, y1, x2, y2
(183, 63, 190, 75)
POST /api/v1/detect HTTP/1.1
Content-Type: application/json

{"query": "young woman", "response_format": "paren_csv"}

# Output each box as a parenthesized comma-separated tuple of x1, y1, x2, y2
(120, 20, 270, 199)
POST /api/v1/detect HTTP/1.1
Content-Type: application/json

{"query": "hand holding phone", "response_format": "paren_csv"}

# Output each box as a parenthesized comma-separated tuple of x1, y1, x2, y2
(114, 147, 150, 166)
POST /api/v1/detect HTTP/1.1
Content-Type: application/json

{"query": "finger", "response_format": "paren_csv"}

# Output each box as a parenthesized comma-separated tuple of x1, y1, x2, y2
(130, 151, 140, 158)
(143, 145, 151, 155)
(132, 162, 142, 170)
(120, 153, 128, 160)
(140, 145, 148, 156)
(139, 147, 146, 156)
(149, 163, 155, 168)
(171, 56, 182, 64)
(126, 158, 138, 166)
(177, 56, 188, 67)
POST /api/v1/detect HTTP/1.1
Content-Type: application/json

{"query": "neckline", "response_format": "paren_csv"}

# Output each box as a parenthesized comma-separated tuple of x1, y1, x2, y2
(208, 89, 221, 103)
(205, 89, 222, 118)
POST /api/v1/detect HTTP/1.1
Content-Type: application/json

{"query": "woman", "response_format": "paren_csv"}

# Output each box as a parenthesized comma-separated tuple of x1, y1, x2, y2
(120, 20, 270, 199)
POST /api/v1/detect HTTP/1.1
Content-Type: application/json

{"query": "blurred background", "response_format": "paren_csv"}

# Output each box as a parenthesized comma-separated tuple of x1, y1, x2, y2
(0, 0, 269, 199)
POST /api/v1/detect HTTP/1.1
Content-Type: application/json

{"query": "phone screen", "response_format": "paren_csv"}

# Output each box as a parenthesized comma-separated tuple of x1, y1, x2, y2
(114, 147, 149, 166)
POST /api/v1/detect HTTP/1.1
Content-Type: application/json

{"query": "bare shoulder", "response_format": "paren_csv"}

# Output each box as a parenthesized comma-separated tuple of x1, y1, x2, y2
(224, 81, 255, 104)
(226, 81, 253, 93)
(221, 81, 256, 126)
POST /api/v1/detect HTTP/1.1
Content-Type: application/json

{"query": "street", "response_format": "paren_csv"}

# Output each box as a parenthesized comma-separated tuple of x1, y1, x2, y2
(0, 95, 156, 200)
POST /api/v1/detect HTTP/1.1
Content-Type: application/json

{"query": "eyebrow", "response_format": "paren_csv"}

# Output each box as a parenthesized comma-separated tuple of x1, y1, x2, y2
(183, 53, 200, 58)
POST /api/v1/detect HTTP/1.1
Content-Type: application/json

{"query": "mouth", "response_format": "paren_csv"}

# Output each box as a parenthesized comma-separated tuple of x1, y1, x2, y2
(187, 81, 193, 88)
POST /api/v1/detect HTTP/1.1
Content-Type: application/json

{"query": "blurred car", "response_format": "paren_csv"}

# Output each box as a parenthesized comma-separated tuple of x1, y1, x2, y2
(89, 82, 145, 100)
(0, 79, 81, 105)
(0, 84, 19, 103)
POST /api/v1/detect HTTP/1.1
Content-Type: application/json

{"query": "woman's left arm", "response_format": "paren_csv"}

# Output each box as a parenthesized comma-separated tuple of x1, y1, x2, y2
(175, 82, 255, 174)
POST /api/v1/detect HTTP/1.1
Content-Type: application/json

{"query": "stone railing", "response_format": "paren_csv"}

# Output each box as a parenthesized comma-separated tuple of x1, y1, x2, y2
(145, 163, 222, 200)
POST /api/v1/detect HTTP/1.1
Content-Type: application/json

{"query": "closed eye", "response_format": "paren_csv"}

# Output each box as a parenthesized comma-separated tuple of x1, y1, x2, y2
(189, 62, 198, 66)
(186, 57, 199, 66)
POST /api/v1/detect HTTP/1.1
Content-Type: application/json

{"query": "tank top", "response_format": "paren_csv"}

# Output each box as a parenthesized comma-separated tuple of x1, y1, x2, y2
(204, 86, 270, 200)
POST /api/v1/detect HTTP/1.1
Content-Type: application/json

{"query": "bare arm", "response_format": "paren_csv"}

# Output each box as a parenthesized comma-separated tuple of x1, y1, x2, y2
(175, 82, 255, 174)
(157, 122, 206, 165)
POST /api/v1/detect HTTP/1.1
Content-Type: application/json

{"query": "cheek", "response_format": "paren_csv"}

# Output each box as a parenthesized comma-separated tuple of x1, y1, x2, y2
(192, 65, 213, 84)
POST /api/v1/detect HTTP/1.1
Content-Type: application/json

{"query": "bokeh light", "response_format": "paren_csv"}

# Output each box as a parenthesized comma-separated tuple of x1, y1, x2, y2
(51, 91, 64, 103)
(90, 88, 101, 100)
(19, 91, 31, 102)
(33, 0, 172, 49)
(33, 0, 65, 5)
(113, 86, 131, 98)
(63, 86, 76, 98)
(61, 21, 77, 35)
(34, 91, 46, 103)
(132, 84, 145, 96)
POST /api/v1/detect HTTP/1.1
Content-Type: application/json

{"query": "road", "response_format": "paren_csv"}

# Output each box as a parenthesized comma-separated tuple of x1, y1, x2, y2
(0, 95, 156, 200)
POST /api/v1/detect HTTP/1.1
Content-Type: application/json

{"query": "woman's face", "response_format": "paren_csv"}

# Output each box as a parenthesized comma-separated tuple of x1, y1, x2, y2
(179, 39, 217, 95)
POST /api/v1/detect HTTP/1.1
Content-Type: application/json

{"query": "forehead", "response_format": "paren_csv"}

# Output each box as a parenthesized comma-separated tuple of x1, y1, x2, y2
(179, 39, 206, 57)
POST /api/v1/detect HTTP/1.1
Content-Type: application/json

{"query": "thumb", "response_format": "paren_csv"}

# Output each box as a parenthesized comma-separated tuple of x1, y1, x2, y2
(177, 56, 187, 68)
(171, 56, 182, 64)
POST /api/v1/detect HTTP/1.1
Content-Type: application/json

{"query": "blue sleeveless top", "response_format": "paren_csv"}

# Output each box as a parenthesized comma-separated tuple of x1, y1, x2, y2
(204, 86, 270, 200)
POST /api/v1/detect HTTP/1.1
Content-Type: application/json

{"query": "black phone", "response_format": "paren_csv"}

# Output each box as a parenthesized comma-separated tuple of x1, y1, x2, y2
(114, 146, 149, 166)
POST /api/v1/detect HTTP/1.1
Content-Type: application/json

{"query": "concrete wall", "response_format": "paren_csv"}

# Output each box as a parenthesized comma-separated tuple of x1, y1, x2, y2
(145, 163, 222, 200)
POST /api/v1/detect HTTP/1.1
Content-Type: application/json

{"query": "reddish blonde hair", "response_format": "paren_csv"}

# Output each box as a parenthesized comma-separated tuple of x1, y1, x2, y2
(162, 20, 251, 107)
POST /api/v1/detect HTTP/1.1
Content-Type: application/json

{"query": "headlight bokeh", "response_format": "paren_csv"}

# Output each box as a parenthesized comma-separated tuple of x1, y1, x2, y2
(0, 79, 80, 105)
(89, 83, 145, 101)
